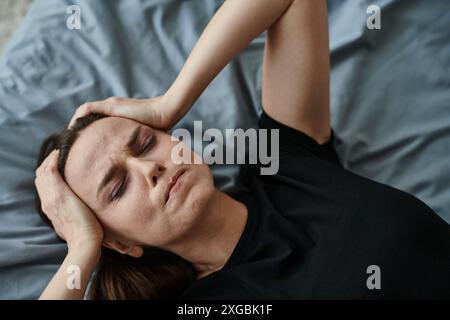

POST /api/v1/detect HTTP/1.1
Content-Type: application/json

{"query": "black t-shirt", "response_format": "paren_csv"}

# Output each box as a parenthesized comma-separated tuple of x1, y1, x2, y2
(179, 111, 450, 299)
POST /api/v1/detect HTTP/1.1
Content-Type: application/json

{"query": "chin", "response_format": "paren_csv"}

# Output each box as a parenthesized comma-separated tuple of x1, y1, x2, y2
(181, 166, 215, 223)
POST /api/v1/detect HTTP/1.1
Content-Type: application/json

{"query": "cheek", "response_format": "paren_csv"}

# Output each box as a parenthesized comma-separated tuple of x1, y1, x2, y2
(153, 134, 177, 160)
(184, 164, 215, 214)
(159, 134, 201, 165)
(97, 183, 154, 237)
(198, 162, 214, 183)
(126, 177, 161, 223)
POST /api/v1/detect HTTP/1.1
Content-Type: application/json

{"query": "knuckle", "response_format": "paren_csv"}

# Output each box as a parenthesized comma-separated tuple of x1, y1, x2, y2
(107, 96, 121, 103)
(41, 204, 49, 215)
(76, 104, 85, 113)
(105, 104, 113, 113)
(82, 103, 92, 113)
(45, 164, 57, 173)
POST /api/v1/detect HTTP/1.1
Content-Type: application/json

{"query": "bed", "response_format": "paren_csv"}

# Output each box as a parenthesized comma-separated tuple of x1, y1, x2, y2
(0, 0, 449, 299)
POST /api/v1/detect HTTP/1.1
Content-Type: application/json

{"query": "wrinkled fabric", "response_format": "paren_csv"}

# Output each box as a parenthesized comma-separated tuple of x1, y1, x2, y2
(0, 0, 449, 299)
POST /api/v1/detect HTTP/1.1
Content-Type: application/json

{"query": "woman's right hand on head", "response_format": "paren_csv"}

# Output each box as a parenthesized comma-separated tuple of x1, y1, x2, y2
(35, 149, 104, 250)
(68, 95, 181, 131)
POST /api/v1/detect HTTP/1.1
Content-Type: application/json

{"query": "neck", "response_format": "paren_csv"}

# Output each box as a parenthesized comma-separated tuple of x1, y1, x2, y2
(168, 189, 248, 279)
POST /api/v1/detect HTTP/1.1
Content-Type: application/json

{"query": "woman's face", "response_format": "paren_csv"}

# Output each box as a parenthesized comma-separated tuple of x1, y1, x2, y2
(64, 117, 215, 249)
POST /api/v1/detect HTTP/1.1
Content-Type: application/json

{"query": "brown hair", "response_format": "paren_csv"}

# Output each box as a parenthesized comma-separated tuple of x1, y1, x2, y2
(35, 114, 196, 299)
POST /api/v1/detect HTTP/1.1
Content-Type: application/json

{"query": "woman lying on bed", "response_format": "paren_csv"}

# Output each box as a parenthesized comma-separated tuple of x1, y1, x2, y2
(35, 0, 450, 299)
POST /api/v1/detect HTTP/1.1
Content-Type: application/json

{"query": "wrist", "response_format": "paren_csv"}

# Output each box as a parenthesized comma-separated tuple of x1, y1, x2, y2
(68, 239, 102, 258)
(164, 84, 193, 122)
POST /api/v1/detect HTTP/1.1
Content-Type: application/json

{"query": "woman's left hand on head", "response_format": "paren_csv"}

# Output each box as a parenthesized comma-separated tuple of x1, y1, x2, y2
(34, 149, 104, 250)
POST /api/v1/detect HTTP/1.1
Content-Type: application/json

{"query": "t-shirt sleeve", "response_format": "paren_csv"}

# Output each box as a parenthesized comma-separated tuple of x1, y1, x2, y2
(258, 110, 342, 166)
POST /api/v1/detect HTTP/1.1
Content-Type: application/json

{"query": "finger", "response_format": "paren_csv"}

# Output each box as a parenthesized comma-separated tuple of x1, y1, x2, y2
(68, 103, 92, 128)
(42, 149, 60, 173)
(36, 149, 59, 175)
(35, 175, 57, 221)
(34, 177, 47, 213)
(43, 158, 71, 193)
(36, 151, 69, 217)
(68, 98, 121, 128)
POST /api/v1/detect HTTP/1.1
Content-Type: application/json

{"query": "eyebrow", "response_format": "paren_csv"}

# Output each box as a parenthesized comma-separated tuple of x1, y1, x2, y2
(96, 126, 142, 201)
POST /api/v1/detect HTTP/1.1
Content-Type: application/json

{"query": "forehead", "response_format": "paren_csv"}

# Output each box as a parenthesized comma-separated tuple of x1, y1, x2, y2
(64, 117, 137, 203)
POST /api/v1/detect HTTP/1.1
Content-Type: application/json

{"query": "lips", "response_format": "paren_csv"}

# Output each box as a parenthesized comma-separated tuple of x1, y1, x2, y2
(165, 169, 186, 204)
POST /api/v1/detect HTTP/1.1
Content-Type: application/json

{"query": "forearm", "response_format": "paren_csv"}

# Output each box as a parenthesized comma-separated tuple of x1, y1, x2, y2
(39, 243, 100, 300)
(165, 0, 294, 120)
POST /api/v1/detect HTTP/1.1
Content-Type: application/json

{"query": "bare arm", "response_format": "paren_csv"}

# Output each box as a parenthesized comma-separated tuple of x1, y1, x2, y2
(39, 242, 100, 300)
(166, 0, 330, 144)
(165, 0, 296, 121)
(262, 0, 330, 144)
(35, 150, 104, 300)
(72, 0, 330, 143)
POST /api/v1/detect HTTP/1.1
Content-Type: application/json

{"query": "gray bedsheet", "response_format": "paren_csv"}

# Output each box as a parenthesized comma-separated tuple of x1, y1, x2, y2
(0, 0, 449, 299)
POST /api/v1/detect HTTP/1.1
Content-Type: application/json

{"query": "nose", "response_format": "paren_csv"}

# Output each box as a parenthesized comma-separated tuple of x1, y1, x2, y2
(127, 157, 165, 187)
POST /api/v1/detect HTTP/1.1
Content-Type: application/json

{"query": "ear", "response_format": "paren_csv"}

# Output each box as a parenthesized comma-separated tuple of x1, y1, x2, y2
(102, 239, 144, 258)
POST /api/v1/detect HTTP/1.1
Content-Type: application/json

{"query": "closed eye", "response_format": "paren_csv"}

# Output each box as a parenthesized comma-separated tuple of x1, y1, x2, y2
(139, 135, 156, 156)
(109, 134, 156, 203)
(110, 175, 128, 202)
